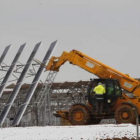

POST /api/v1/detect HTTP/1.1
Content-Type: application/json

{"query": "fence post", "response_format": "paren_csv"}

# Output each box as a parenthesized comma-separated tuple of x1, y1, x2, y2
(133, 108, 139, 140)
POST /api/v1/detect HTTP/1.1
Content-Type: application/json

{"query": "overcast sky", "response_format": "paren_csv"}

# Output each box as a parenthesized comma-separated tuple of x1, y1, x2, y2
(0, 0, 140, 82)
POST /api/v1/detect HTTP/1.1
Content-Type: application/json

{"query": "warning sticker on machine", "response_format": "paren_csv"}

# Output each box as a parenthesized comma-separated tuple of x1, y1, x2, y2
(86, 61, 94, 68)
(124, 82, 132, 88)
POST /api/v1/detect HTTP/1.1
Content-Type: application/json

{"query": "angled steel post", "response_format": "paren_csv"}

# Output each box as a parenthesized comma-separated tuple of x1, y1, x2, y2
(12, 40, 57, 126)
(0, 44, 26, 98)
(0, 42, 41, 126)
(0, 45, 11, 65)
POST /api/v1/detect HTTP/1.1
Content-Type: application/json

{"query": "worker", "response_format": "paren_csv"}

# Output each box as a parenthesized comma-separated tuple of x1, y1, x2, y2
(107, 86, 114, 95)
(107, 83, 114, 95)
(93, 82, 105, 115)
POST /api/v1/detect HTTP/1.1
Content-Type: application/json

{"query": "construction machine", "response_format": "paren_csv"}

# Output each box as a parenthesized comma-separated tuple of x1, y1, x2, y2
(45, 50, 140, 125)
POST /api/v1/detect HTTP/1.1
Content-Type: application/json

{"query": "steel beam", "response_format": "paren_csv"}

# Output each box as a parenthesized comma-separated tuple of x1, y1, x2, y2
(0, 44, 26, 97)
(0, 45, 11, 64)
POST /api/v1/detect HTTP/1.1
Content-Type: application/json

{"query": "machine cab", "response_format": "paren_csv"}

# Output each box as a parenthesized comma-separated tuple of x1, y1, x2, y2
(87, 79, 122, 107)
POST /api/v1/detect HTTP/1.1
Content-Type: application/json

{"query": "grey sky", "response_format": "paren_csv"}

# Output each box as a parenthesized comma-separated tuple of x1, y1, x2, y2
(0, 0, 140, 82)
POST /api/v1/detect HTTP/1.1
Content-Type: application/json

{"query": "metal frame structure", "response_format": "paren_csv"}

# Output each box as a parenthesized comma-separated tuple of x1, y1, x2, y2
(34, 70, 57, 125)
(0, 61, 40, 83)
(0, 41, 59, 127)
(0, 42, 41, 126)
(12, 40, 57, 126)
(1, 80, 89, 126)
(36, 80, 89, 125)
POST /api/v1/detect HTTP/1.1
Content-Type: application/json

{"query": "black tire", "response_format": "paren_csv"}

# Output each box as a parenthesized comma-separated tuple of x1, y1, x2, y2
(115, 104, 136, 124)
(69, 104, 90, 125)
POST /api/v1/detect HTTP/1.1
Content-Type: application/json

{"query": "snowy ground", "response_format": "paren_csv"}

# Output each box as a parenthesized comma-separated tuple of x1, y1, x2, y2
(0, 124, 139, 140)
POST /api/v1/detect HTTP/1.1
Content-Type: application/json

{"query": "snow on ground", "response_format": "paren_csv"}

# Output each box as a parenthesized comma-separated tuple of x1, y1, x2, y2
(0, 124, 138, 140)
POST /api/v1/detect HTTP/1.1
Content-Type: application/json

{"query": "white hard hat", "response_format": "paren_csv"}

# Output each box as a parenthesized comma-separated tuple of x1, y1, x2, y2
(98, 82, 102, 85)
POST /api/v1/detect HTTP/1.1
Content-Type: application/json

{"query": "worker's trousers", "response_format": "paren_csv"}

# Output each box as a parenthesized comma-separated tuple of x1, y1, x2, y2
(96, 100, 104, 115)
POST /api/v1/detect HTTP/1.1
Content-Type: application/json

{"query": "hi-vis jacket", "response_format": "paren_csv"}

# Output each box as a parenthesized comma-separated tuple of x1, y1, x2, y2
(93, 85, 105, 100)
(93, 85, 105, 94)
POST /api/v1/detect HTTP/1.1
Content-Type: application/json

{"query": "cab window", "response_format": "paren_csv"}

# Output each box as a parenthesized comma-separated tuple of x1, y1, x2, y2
(114, 81, 121, 96)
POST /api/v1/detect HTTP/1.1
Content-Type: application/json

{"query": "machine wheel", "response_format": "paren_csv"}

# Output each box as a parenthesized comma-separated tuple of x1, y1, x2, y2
(69, 104, 90, 125)
(115, 104, 136, 124)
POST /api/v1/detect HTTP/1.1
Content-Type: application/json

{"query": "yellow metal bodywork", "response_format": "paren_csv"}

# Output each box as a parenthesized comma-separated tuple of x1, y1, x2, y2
(46, 50, 140, 116)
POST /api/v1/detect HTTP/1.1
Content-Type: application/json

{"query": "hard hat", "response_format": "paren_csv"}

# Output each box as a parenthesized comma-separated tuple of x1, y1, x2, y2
(98, 82, 102, 85)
